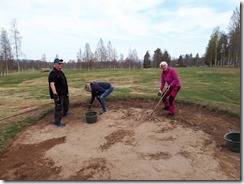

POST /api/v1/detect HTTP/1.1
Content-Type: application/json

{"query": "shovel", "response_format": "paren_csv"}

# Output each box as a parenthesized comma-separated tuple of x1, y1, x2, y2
(149, 86, 170, 120)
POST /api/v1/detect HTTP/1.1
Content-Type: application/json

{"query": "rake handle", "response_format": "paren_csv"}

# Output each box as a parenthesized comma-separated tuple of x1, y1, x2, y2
(150, 86, 170, 117)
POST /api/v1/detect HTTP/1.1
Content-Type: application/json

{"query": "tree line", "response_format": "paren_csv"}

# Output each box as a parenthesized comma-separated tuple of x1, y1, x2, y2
(143, 6, 240, 68)
(0, 5, 240, 76)
(204, 7, 240, 67)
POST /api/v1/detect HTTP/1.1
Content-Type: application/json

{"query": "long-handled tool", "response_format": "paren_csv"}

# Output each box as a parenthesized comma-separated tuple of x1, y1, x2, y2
(149, 86, 170, 120)
(149, 67, 182, 120)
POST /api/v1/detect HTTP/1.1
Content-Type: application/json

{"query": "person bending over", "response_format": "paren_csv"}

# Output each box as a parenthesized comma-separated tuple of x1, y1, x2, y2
(85, 82, 114, 115)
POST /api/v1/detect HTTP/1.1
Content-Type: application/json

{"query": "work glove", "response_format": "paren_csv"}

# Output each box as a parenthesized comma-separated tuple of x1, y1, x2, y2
(53, 94, 59, 102)
(157, 90, 162, 96)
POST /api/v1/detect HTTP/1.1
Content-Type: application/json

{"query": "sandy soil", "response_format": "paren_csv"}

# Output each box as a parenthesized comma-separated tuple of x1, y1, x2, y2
(0, 99, 240, 180)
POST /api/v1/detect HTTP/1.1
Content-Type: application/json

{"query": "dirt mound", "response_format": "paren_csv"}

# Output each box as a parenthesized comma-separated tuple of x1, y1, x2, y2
(0, 99, 240, 180)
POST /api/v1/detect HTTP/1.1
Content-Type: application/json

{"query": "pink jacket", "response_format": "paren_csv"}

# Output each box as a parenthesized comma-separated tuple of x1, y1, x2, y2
(160, 67, 181, 90)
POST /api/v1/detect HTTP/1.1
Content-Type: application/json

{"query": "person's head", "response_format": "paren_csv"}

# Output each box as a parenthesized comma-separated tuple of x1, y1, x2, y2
(159, 61, 168, 71)
(54, 58, 63, 70)
(85, 83, 92, 92)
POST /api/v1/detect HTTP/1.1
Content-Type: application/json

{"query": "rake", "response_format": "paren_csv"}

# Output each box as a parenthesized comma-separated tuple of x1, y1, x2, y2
(149, 86, 170, 120)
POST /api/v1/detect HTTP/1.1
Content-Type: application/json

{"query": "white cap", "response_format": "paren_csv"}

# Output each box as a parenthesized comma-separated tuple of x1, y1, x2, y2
(159, 61, 168, 67)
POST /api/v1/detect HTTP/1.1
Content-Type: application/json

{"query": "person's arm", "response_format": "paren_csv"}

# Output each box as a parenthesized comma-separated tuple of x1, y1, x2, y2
(50, 82, 57, 95)
(160, 72, 165, 91)
(94, 86, 105, 94)
(169, 69, 180, 86)
(50, 82, 59, 102)
(63, 73, 69, 96)
(90, 91, 96, 105)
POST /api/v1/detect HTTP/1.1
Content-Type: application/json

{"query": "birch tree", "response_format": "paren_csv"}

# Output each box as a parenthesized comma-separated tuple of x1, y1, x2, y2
(228, 6, 240, 67)
(0, 28, 12, 75)
(77, 48, 83, 69)
(96, 38, 107, 69)
(10, 18, 22, 73)
(83, 43, 93, 70)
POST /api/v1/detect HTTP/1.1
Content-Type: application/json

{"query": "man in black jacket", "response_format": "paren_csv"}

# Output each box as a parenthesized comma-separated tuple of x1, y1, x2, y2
(48, 58, 70, 126)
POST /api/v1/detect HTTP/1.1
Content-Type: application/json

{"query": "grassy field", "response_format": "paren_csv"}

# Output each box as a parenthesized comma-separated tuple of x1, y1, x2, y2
(0, 67, 240, 150)
(0, 67, 240, 117)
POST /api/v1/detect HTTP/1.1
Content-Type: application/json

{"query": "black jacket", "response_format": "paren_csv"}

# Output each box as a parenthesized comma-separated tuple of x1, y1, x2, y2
(48, 68, 69, 99)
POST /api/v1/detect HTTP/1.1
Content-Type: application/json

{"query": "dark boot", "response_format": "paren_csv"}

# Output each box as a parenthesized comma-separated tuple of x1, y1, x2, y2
(167, 113, 174, 118)
(163, 106, 169, 110)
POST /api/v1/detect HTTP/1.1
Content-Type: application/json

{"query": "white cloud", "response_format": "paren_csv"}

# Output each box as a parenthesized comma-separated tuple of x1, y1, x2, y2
(0, 0, 240, 61)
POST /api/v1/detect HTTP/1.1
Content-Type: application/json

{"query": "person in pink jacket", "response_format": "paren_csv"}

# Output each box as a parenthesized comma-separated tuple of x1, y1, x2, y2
(158, 61, 181, 118)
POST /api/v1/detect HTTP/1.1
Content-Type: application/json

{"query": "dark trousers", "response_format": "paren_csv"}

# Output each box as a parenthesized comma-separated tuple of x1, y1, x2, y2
(54, 95, 69, 124)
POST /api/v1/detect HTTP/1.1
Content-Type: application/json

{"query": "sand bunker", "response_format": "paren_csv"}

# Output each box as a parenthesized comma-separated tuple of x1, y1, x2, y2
(0, 99, 240, 180)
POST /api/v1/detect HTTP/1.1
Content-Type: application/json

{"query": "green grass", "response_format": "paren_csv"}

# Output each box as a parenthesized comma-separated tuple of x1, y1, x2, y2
(0, 67, 240, 115)
(0, 72, 47, 86)
(0, 67, 240, 150)
(0, 108, 53, 150)
(0, 117, 34, 149)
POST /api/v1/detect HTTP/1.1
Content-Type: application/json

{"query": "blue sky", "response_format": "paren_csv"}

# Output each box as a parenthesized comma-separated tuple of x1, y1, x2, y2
(0, 0, 240, 62)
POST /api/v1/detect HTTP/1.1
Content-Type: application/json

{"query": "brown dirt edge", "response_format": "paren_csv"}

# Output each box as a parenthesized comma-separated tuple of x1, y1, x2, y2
(0, 98, 240, 152)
